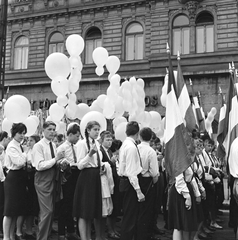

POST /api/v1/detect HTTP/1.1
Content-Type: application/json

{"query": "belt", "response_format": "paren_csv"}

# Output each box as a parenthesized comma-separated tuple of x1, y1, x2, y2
(71, 166, 78, 170)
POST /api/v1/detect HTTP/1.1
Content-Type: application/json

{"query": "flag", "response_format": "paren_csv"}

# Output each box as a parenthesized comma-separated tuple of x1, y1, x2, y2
(176, 55, 196, 132)
(217, 91, 227, 158)
(190, 80, 206, 132)
(164, 46, 193, 184)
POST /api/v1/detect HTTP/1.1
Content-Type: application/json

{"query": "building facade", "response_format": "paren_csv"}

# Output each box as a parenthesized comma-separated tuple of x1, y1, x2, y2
(4, 0, 238, 122)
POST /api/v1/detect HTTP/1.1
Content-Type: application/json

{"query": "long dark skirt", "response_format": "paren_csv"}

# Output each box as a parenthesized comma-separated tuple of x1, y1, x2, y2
(73, 167, 102, 220)
(168, 183, 198, 232)
(4, 169, 27, 216)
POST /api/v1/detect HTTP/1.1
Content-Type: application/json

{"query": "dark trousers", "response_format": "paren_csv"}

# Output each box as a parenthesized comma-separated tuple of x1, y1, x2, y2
(58, 169, 79, 235)
(136, 177, 155, 240)
(120, 181, 139, 240)
(0, 181, 4, 231)
(203, 182, 216, 222)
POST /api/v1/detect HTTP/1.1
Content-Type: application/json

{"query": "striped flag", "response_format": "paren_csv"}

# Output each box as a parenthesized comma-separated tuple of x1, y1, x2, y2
(176, 54, 196, 132)
(190, 80, 206, 132)
(217, 89, 227, 158)
(164, 46, 193, 184)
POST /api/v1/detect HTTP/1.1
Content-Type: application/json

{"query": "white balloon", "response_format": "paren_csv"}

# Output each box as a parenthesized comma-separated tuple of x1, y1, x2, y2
(57, 95, 68, 107)
(69, 56, 83, 71)
(51, 77, 69, 97)
(66, 34, 85, 56)
(68, 77, 79, 93)
(2, 118, 13, 136)
(112, 116, 127, 131)
(137, 78, 145, 88)
(76, 103, 90, 120)
(90, 100, 103, 113)
(97, 94, 107, 109)
(66, 105, 77, 119)
(80, 111, 107, 139)
(150, 111, 162, 129)
(45, 52, 71, 80)
(4, 95, 31, 123)
(92, 47, 109, 67)
(49, 103, 65, 122)
(68, 93, 77, 103)
(95, 66, 104, 76)
(24, 116, 39, 137)
(56, 121, 66, 135)
(115, 122, 127, 142)
(106, 56, 120, 74)
(30, 115, 40, 126)
(103, 97, 115, 119)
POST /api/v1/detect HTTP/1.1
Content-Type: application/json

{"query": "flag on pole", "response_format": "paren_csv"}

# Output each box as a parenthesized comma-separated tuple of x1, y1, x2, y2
(176, 52, 196, 132)
(217, 88, 227, 158)
(189, 80, 206, 132)
(164, 44, 192, 184)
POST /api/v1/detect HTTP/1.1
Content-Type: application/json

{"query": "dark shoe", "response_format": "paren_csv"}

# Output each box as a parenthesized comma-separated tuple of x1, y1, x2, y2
(15, 235, 26, 240)
(24, 233, 36, 240)
(217, 210, 223, 215)
(66, 233, 80, 240)
(229, 221, 235, 228)
(210, 222, 223, 229)
(58, 236, 67, 240)
(198, 233, 212, 240)
(153, 226, 165, 235)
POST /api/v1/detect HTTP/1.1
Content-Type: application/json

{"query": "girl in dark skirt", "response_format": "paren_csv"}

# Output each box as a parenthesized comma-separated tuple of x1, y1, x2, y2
(73, 121, 102, 240)
(3, 123, 27, 240)
(168, 166, 200, 240)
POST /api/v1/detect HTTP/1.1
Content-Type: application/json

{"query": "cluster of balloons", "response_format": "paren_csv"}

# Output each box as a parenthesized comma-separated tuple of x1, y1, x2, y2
(2, 95, 40, 136)
(205, 107, 217, 136)
(45, 34, 86, 131)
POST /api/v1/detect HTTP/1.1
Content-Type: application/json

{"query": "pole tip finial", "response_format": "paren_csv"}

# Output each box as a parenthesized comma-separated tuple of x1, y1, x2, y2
(166, 43, 170, 53)
(189, 78, 193, 86)
(177, 51, 180, 60)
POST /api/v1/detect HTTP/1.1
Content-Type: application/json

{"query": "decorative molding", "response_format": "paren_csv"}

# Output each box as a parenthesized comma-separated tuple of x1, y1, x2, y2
(44, 0, 48, 7)
(29, 18, 34, 28)
(53, 15, 57, 25)
(53, 0, 59, 7)
(185, 1, 199, 18)
(41, 16, 45, 26)
(64, 13, 69, 23)
(122, 17, 131, 26)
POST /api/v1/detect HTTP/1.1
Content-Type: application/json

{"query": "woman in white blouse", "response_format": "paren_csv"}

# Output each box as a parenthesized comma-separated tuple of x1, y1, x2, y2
(3, 123, 27, 240)
(73, 121, 103, 240)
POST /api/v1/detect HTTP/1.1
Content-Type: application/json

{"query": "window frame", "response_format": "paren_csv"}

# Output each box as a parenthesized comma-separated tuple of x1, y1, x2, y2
(48, 32, 65, 55)
(84, 27, 102, 65)
(125, 22, 144, 61)
(13, 35, 29, 70)
(172, 14, 190, 55)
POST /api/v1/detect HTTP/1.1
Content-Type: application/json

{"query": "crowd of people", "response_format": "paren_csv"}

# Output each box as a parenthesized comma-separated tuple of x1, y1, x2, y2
(0, 119, 229, 240)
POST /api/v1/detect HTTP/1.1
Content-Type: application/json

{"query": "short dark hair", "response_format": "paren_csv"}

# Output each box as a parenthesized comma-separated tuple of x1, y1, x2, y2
(200, 132, 210, 142)
(126, 121, 139, 136)
(140, 127, 153, 141)
(192, 129, 201, 139)
(110, 139, 122, 153)
(55, 134, 64, 142)
(100, 131, 112, 141)
(29, 134, 40, 143)
(11, 123, 27, 137)
(43, 121, 56, 129)
(0, 131, 8, 142)
(67, 124, 80, 136)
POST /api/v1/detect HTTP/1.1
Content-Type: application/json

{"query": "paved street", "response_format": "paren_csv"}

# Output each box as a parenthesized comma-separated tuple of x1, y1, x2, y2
(0, 208, 235, 240)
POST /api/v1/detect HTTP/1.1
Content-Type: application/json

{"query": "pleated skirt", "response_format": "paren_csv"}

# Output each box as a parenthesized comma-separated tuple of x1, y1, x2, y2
(168, 183, 198, 232)
(73, 167, 102, 220)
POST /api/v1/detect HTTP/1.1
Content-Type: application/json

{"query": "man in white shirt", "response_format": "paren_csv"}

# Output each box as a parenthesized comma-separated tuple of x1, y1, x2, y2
(118, 121, 144, 240)
(57, 123, 81, 240)
(32, 121, 64, 240)
(137, 127, 159, 240)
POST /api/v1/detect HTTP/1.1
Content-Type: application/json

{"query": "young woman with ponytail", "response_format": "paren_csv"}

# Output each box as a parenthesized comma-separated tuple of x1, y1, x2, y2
(73, 121, 103, 240)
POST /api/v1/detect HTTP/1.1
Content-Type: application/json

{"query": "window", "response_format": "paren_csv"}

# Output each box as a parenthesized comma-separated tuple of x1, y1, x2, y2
(49, 32, 64, 54)
(172, 15, 190, 55)
(125, 22, 144, 60)
(196, 12, 214, 53)
(85, 27, 102, 64)
(14, 36, 29, 70)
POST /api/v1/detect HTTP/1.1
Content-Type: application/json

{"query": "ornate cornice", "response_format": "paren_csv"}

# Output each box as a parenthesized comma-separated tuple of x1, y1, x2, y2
(178, 0, 203, 19)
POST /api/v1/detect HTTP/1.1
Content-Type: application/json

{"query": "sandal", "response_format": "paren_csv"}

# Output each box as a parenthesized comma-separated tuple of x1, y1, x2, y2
(108, 232, 120, 239)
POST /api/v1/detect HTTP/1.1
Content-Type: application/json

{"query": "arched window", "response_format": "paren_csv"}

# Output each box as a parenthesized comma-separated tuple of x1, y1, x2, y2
(125, 22, 144, 60)
(196, 12, 214, 53)
(172, 15, 190, 55)
(14, 36, 29, 70)
(49, 32, 64, 54)
(85, 27, 102, 64)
